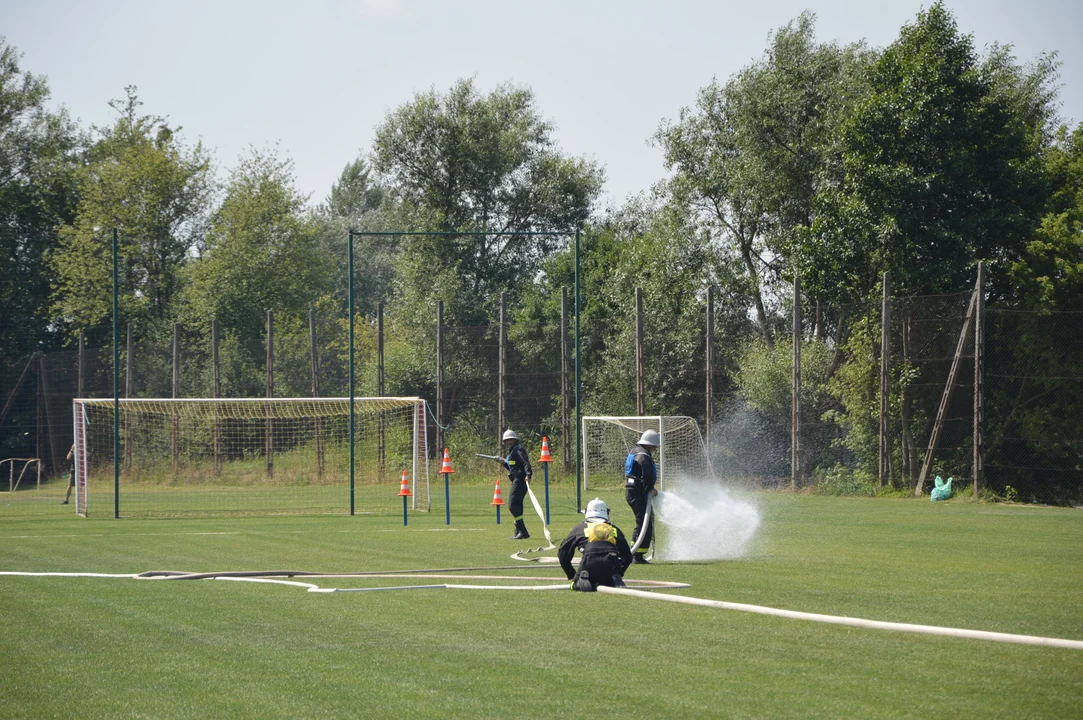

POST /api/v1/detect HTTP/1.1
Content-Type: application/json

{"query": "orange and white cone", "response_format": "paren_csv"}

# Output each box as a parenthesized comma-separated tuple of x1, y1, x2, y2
(538, 436, 553, 463)
(491, 478, 505, 506)
(398, 469, 412, 497)
(440, 448, 455, 474)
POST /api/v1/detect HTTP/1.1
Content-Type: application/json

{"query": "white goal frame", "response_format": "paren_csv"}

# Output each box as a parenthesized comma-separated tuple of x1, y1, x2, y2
(72, 396, 429, 517)
(581, 415, 715, 491)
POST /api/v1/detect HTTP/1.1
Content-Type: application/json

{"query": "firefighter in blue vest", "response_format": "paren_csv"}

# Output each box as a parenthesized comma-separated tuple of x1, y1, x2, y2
(499, 430, 533, 539)
(625, 429, 660, 564)
(558, 498, 633, 591)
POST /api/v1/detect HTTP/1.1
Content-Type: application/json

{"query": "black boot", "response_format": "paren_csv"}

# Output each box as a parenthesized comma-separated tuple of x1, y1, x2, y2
(632, 554, 650, 565)
(510, 519, 530, 540)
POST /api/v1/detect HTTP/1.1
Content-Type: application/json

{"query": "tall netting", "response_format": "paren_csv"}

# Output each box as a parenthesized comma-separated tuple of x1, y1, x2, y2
(582, 416, 714, 493)
(73, 397, 428, 518)
(796, 300, 868, 488)
(984, 309, 1083, 504)
(885, 292, 976, 490)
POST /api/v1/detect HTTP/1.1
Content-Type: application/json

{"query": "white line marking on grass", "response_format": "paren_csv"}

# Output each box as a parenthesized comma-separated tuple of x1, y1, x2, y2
(597, 587, 1083, 651)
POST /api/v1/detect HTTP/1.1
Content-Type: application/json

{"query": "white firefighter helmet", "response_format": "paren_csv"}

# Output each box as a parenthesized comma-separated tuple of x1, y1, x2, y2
(502, 429, 518, 442)
(637, 429, 661, 448)
(585, 497, 610, 523)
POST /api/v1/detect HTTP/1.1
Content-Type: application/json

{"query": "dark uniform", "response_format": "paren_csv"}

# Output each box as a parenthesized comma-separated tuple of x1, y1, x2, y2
(625, 448, 657, 560)
(502, 441, 533, 538)
(558, 520, 633, 591)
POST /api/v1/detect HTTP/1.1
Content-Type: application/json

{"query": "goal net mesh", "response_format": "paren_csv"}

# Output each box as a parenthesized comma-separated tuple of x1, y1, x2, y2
(72, 397, 429, 517)
(582, 416, 715, 493)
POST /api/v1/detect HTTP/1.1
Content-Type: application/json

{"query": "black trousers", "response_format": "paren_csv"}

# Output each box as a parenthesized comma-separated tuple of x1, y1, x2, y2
(580, 549, 623, 589)
(625, 488, 653, 552)
(508, 478, 527, 518)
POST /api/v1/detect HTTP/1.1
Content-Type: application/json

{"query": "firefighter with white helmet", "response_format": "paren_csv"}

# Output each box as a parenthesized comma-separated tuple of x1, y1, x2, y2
(558, 498, 633, 591)
(495, 429, 533, 539)
(625, 428, 660, 563)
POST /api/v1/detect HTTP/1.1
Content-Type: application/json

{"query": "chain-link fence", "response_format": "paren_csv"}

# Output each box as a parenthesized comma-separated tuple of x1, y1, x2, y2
(5, 258, 1082, 517)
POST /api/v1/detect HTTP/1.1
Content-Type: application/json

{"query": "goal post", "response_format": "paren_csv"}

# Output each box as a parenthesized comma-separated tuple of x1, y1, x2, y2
(73, 397, 429, 518)
(582, 416, 715, 493)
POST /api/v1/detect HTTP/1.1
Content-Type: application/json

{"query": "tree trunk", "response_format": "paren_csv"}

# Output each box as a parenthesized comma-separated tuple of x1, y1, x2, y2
(899, 310, 914, 488)
(741, 241, 773, 349)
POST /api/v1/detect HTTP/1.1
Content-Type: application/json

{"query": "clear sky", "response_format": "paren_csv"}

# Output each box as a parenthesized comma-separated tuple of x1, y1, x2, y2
(4, 0, 1081, 210)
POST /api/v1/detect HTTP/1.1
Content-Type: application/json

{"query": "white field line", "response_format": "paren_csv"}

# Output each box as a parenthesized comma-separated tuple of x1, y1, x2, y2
(597, 586, 1083, 650)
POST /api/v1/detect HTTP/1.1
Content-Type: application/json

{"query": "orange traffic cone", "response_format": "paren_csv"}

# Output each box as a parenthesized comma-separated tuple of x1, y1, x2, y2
(491, 478, 505, 506)
(538, 436, 553, 463)
(440, 448, 455, 474)
(398, 469, 412, 497)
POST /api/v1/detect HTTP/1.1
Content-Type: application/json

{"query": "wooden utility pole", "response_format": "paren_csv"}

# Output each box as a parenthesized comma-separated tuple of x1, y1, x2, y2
(635, 287, 645, 416)
(124, 323, 133, 470)
(377, 302, 385, 397)
(706, 286, 715, 452)
(498, 291, 507, 443)
(171, 323, 180, 471)
(77, 331, 85, 398)
(376, 301, 385, 470)
(265, 310, 274, 477)
(916, 291, 977, 495)
(38, 354, 60, 478)
(436, 301, 444, 457)
(561, 287, 570, 470)
(125, 324, 134, 398)
(973, 262, 985, 494)
(791, 276, 802, 489)
(310, 307, 325, 478)
(879, 272, 891, 487)
(212, 319, 221, 475)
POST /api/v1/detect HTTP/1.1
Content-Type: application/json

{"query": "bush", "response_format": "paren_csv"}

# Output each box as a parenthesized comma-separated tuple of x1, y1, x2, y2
(815, 464, 876, 496)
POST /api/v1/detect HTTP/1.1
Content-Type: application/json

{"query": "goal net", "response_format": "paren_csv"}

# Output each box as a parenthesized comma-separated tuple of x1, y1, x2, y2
(582, 416, 715, 493)
(72, 397, 429, 518)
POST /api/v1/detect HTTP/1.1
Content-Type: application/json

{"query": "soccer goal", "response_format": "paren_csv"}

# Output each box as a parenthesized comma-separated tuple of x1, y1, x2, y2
(582, 416, 715, 492)
(72, 397, 429, 518)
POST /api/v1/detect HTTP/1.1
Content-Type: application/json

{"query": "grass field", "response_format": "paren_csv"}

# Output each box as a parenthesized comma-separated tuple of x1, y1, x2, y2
(2, 493, 1081, 719)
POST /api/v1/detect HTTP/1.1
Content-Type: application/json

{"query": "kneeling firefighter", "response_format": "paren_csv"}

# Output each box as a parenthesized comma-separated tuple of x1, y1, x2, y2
(558, 498, 633, 592)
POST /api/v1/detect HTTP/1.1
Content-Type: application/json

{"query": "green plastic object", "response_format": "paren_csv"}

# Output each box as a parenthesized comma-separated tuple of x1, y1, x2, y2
(930, 475, 953, 501)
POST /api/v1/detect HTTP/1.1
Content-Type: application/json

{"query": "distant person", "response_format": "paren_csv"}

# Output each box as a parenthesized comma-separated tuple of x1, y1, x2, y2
(558, 498, 632, 591)
(496, 430, 532, 539)
(625, 429, 659, 564)
(61, 444, 75, 505)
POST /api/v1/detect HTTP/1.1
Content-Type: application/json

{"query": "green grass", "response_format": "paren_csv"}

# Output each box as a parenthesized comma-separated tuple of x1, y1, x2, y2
(2, 494, 1081, 719)
(0, 467, 581, 518)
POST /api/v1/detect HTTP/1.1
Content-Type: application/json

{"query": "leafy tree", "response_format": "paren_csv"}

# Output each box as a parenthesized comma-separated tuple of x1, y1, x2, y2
(317, 155, 396, 317)
(796, 2, 1058, 304)
(1010, 123, 1083, 309)
(183, 148, 333, 344)
(372, 77, 604, 325)
(514, 195, 753, 424)
(49, 87, 212, 331)
(325, 155, 384, 218)
(656, 14, 872, 347)
(0, 38, 82, 361)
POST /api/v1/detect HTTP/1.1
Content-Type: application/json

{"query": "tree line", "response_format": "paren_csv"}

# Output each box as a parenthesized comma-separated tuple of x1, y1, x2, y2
(2, 4, 1081, 499)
